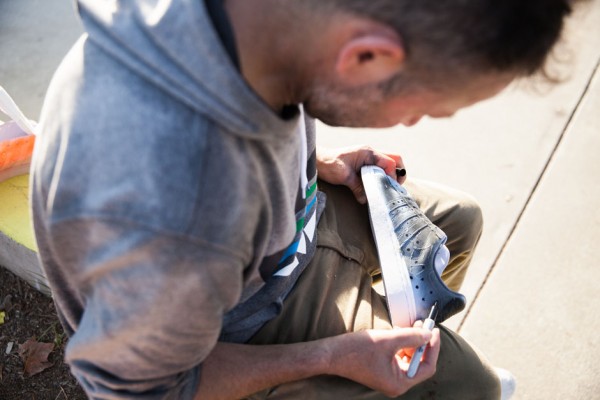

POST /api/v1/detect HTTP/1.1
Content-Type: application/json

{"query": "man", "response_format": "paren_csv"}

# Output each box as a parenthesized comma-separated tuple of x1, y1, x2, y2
(31, 0, 573, 398)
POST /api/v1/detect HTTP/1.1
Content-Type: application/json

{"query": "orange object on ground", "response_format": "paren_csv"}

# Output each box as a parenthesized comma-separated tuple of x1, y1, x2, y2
(0, 135, 35, 182)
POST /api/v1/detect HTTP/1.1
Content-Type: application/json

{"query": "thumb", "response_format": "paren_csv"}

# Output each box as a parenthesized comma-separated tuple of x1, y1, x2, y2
(389, 327, 432, 352)
(347, 173, 367, 204)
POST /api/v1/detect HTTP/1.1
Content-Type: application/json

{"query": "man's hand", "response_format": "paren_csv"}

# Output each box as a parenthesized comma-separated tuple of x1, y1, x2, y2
(317, 146, 407, 204)
(326, 327, 441, 397)
(196, 326, 440, 399)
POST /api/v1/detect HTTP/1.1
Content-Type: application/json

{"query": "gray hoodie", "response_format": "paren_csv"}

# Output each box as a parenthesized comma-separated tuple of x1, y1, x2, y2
(30, 0, 323, 397)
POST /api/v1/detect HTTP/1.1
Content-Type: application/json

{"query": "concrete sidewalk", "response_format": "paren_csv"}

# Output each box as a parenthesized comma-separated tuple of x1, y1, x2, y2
(1, 1, 599, 399)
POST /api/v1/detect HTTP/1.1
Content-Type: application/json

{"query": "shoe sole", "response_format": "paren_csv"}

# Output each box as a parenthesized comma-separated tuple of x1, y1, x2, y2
(362, 165, 416, 328)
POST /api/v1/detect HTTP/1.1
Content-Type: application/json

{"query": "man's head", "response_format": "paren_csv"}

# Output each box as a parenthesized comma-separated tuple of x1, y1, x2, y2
(296, 0, 575, 127)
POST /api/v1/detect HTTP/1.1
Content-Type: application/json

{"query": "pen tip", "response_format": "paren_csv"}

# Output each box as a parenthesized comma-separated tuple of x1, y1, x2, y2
(429, 302, 439, 319)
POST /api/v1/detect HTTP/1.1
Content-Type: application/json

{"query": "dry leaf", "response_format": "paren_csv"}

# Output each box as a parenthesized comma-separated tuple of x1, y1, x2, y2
(0, 311, 5, 325)
(18, 338, 54, 377)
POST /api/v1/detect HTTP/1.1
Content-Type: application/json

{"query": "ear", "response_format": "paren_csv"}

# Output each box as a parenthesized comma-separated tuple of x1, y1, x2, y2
(335, 34, 405, 87)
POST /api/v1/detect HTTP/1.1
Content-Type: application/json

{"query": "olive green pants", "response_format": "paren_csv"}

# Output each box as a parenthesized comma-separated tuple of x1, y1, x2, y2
(248, 179, 500, 399)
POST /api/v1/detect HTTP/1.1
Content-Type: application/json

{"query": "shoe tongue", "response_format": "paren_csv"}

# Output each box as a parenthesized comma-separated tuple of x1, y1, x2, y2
(434, 245, 450, 276)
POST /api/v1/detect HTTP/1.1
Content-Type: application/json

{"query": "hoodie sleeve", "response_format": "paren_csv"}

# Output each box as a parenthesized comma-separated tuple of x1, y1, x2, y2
(50, 216, 244, 399)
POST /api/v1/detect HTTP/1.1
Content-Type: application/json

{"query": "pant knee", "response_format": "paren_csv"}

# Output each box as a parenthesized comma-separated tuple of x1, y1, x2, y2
(445, 193, 484, 254)
(438, 194, 483, 290)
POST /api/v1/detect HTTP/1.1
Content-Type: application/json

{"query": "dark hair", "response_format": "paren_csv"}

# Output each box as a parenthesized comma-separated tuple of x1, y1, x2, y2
(319, 0, 575, 89)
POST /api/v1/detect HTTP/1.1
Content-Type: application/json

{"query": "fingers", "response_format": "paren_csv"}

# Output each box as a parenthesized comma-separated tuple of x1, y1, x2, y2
(408, 327, 441, 382)
(412, 320, 424, 328)
(369, 151, 407, 185)
(401, 321, 424, 357)
(348, 148, 398, 204)
(350, 147, 407, 204)
(316, 145, 408, 204)
(335, 328, 439, 397)
(389, 326, 432, 352)
(350, 177, 368, 204)
(388, 325, 439, 382)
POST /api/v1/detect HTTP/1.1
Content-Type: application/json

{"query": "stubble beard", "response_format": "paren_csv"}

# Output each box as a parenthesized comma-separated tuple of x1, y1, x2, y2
(302, 81, 387, 128)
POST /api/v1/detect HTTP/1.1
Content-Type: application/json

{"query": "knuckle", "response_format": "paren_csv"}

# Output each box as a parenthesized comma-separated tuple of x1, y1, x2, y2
(360, 145, 375, 155)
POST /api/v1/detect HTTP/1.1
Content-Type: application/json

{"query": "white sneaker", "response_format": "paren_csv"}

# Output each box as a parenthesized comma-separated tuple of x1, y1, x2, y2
(361, 165, 466, 327)
(495, 367, 516, 400)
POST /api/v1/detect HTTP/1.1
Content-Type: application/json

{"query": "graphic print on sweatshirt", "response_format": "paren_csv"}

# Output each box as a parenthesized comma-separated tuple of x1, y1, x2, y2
(257, 149, 318, 281)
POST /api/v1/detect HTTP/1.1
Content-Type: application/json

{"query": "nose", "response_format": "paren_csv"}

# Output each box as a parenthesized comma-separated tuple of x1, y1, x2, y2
(403, 116, 422, 127)
(430, 112, 456, 119)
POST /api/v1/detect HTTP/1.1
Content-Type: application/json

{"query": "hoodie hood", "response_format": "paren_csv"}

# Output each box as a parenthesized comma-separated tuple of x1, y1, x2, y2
(76, 0, 297, 138)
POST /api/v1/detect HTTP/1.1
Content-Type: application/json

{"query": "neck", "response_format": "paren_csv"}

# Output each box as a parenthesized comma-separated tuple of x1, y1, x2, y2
(224, 0, 315, 113)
